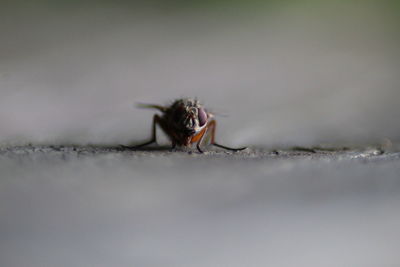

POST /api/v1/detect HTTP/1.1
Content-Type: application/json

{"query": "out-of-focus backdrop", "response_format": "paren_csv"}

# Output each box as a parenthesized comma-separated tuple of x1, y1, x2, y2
(1, 0, 399, 147)
(1, 2, 400, 267)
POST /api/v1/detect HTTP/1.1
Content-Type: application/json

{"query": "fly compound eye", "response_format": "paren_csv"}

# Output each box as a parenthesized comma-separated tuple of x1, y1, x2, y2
(198, 107, 208, 127)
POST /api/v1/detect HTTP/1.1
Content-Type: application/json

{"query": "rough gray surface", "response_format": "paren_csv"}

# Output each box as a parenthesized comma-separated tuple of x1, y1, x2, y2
(1, 2, 399, 266)
(0, 144, 398, 161)
(1, 145, 400, 267)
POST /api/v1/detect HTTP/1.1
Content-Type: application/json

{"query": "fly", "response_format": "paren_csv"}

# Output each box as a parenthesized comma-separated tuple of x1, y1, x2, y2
(123, 98, 247, 153)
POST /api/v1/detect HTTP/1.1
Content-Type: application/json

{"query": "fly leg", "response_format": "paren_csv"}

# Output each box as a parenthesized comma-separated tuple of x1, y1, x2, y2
(121, 114, 165, 150)
(208, 120, 247, 152)
(195, 128, 207, 153)
(170, 141, 177, 151)
(212, 142, 247, 151)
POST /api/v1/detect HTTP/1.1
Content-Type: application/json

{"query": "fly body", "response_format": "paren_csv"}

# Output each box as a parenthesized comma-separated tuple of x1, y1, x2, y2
(124, 98, 246, 153)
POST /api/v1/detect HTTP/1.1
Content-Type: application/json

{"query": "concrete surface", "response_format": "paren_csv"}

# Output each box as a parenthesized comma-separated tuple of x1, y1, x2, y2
(1, 145, 399, 267)
(1, 2, 399, 267)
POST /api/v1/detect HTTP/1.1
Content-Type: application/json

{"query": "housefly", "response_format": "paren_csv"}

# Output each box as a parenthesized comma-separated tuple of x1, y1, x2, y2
(123, 98, 247, 153)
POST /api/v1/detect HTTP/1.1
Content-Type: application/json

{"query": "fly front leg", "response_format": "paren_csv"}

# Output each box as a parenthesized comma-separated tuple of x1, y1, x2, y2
(121, 114, 164, 149)
(170, 141, 177, 151)
(208, 120, 247, 152)
(195, 129, 207, 153)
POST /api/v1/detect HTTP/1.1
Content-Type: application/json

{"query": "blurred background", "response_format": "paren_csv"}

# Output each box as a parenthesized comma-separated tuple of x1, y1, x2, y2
(1, 0, 399, 147)
(1, 2, 400, 267)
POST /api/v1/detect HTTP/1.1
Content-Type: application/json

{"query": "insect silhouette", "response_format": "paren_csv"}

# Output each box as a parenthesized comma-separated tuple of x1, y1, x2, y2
(123, 98, 247, 153)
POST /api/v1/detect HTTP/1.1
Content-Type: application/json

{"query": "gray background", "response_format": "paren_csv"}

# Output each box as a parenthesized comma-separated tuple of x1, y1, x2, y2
(0, 1, 399, 147)
(1, 1, 400, 266)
